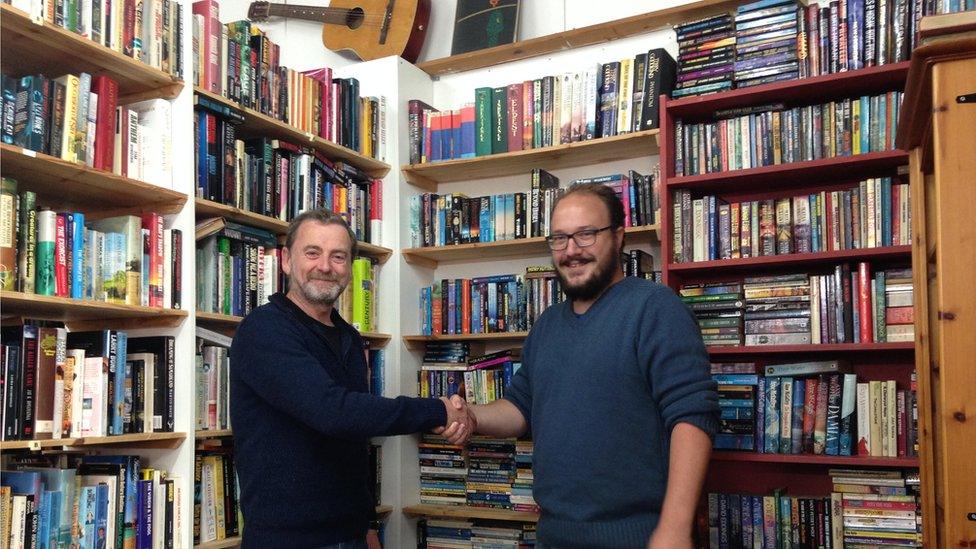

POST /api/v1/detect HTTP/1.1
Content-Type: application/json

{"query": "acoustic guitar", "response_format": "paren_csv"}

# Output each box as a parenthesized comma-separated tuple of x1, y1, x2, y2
(247, 0, 431, 64)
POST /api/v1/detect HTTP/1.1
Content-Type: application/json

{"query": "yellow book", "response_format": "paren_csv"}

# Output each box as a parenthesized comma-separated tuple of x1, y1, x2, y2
(852, 99, 861, 155)
(54, 74, 80, 163)
(351, 257, 373, 332)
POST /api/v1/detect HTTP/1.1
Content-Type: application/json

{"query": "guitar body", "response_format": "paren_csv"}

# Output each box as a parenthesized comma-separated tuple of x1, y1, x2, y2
(322, 0, 429, 63)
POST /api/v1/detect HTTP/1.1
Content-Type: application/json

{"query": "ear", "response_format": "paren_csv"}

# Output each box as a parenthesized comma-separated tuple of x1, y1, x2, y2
(280, 246, 292, 276)
(614, 226, 625, 253)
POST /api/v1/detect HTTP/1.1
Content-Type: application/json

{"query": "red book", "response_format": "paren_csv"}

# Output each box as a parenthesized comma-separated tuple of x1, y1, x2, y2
(123, 0, 136, 58)
(91, 76, 118, 171)
(55, 213, 68, 297)
(858, 261, 874, 342)
(885, 306, 914, 325)
(522, 80, 533, 150)
(461, 279, 472, 335)
(506, 83, 523, 152)
(193, 0, 222, 93)
(802, 377, 818, 452)
(301, 67, 333, 139)
(896, 390, 907, 457)
(141, 213, 163, 307)
(370, 178, 382, 223)
(824, 191, 834, 251)
(891, 183, 901, 245)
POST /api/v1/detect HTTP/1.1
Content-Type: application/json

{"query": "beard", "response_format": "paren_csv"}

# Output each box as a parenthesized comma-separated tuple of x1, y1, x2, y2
(554, 247, 620, 302)
(292, 273, 347, 306)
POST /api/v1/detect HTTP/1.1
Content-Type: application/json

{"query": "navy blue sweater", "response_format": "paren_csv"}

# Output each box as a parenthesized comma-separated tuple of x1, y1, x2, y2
(230, 293, 447, 547)
(504, 277, 719, 548)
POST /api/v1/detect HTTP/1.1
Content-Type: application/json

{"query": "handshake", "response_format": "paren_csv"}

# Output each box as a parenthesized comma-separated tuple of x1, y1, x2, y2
(434, 395, 478, 445)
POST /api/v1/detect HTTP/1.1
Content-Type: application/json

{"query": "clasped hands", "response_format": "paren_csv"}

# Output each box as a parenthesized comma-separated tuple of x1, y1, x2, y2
(434, 395, 477, 445)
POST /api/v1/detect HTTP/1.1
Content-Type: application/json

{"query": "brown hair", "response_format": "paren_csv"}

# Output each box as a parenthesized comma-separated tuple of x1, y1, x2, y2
(285, 209, 358, 258)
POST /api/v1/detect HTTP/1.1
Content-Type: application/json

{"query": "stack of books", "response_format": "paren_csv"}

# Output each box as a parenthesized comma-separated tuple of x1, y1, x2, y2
(418, 434, 467, 506)
(512, 440, 538, 513)
(830, 469, 922, 547)
(879, 268, 914, 343)
(733, 0, 802, 88)
(524, 267, 563, 331)
(465, 437, 516, 509)
(680, 282, 745, 346)
(673, 14, 736, 98)
(418, 519, 537, 547)
(712, 363, 760, 451)
(743, 274, 811, 346)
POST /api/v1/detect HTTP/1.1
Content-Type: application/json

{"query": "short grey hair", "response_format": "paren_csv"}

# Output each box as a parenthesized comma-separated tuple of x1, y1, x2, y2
(285, 209, 358, 258)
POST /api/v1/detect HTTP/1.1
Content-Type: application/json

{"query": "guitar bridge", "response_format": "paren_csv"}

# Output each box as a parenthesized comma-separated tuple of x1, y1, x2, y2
(379, 0, 394, 44)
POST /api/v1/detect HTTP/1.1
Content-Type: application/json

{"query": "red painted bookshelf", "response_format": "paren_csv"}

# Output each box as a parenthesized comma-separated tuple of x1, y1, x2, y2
(668, 245, 912, 275)
(712, 451, 920, 468)
(706, 342, 914, 356)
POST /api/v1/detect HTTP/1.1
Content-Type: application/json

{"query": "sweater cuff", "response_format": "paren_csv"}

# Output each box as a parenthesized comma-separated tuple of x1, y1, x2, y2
(671, 412, 719, 442)
(421, 397, 448, 431)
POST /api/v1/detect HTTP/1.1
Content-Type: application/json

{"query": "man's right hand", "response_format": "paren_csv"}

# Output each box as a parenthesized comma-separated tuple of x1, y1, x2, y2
(433, 395, 477, 445)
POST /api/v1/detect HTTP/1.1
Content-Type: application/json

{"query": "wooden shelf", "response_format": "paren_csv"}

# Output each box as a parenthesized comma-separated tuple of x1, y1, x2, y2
(668, 246, 912, 276)
(667, 150, 909, 194)
(361, 332, 392, 347)
(403, 332, 528, 350)
(0, 4, 182, 102)
(0, 432, 186, 451)
(1, 144, 187, 214)
(194, 198, 394, 263)
(666, 61, 911, 120)
(403, 225, 659, 268)
(0, 291, 187, 330)
(376, 504, 393, 518)
(712, 451, 920, 468)
(193, 87, 390, 179)
(196, 429, 233, 439)
(196, 311, 244, 328)
(416, 0, 740, 76)
(707, 342, 914, 356)
(195, 537, 240, 549)
(403, 504, 538, 523)
(401, 130, 659, 191)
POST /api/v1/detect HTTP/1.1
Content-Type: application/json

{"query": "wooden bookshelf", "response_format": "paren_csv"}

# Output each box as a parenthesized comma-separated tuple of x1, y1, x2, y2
(0, 4, 182, 102)
(193, 87, 390, 179)
(401, 130, 660, 191)
(666, 150, 909, 194)
(402, 224, 660, 268)
(667, 245, 912, 275)
(0, 291, 187, 329)
(194, 198, 394, 263)
(415, 0, 739, 76)
(196, 429, 233, 439)
(403, 504, 538, 523)
(361, 332, 392, 347)
(706, 342, 915, 356)
(195, 537, 240, 549)
(376, 504, 393, 518)
(0, 432, 186, 451)
(1, 144, 187, 214)
(196, 311, 245, 329)
(403, 332, 528, 350)
(712, 451, 920, 468)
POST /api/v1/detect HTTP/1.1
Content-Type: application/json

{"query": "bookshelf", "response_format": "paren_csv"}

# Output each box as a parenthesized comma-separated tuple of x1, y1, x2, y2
(192, 87, 390, 179)
(0, 1, 197, 547)
(402, 332, 530, 351)
(196, 429, 234, 439)
(403, 504, 539, 523)
(0, 4, 183, 102)
(711, 451, 920, 468)
(897, 35, 976, 547)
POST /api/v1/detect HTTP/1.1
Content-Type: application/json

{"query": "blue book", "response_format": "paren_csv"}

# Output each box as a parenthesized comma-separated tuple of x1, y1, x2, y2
(70, 213, 85, 299)
(20, 468, 74, 547)
(196, 110, 208, 197)
(2, 469, 43, 502)
(740, 495, 753, 548)
(470, 284, 482, 334)
(790, 378, 805, 454)
(94, 483, 110, 549)
(137, 479, 153, 549)
(486, 282, 498, 332)
(751, 494, 763, 547)
(16, 75, 49, 152)
(446, 279, 456, 335)
(763, 378, 780, 454)
(881, 177, 892, 246)
(34, 489, 51, 549)
(736, 0, 794, 13)
(441, 112, 454, 161)
(83, 455, 140, 546)
(111, 331, 128, 435)
(755, 377, 766, 452)
(713, 374, 760, 385)
(78, 485, 97, 549)
(1, 75, 15, 145)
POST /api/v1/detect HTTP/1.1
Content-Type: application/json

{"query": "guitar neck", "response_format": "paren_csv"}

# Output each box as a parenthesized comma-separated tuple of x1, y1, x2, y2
(264, 4, 351, 25)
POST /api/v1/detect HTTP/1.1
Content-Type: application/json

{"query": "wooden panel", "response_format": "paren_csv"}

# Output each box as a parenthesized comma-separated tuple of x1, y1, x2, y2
(194, 88, 390, 178)
(403, 225, 659, 267)
(1, 144, 187, 214)
(401, 130, 660, 189)
(403, 332, 528, 350)
(929, 57, 976, 548)
(0, 432, 186, 451)
(375, 505, 393, 518)
(0, 4, 182, 101)
(416, 0, 740, 76)
(196, 429, 233, 439)
(195, 198, 289, 235)
(0, 291, 187, 329)
(196, 311, 244, 328)
(402, 504, 538, 523)
(195, 537, 240, 549)
(361, 332, 392, 347)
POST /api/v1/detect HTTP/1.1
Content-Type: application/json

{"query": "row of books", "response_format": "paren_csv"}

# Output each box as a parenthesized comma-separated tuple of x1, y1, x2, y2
(4, 0, 184, 79)
(674, 92, 903, 177)
(1, 324, 175, 441)
(418, 518, 537, 548)
(671, 178, 911, 263)
(705, 471, 921, 548)
(194, 101, 383, 239)
(0, 183, 183, 308)
(419, 349, 521, 406)
(1, 74, 173, 188)
(406, 48, 675, 164)
(195, 220, 280, 319)
(713, 361, 918, 458)
(192, 1, 385, 159)
(680, 263, 914, 347)
(2, 455, 181, 549)
(195, 448, 241, 545)
(195, 343, 230, 433)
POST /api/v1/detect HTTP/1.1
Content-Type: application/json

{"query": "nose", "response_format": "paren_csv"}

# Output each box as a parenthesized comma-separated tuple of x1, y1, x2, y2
(564, 236, 584, 255)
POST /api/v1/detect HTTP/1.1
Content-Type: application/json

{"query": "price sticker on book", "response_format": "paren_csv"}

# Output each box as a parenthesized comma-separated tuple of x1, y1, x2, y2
(22, 148, 36, 158)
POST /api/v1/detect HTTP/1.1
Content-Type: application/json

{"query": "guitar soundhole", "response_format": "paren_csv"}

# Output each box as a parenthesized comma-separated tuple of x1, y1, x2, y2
(345, 7, 364, 29)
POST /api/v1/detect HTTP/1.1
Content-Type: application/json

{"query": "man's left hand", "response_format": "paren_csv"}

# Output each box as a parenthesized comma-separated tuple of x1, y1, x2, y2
(367, 529, 381, 549)
(647, 528, 692, 549)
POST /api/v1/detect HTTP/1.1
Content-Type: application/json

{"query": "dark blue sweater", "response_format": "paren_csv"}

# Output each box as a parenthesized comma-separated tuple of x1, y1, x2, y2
(504, 277, 719, 548)
(230, 293, 447, 547)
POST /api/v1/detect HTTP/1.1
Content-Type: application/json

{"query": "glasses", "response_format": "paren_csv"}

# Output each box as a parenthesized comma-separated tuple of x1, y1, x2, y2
(546, 225, 614, 251)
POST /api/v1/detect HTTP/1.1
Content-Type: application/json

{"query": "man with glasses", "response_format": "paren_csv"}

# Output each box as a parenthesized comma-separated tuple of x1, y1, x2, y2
(441, 183, 719, 548)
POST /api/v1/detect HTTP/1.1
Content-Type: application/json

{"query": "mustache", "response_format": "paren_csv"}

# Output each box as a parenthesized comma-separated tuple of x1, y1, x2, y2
(308, 274, 341, 282)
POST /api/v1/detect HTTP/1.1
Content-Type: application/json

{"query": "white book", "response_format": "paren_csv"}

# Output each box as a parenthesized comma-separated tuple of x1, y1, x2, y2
(9, 494, 26, 549)
(220, 26, 229, 97)
(80, 0, 92, 38)
(68, 348, 86, 437)
(162, 227, 172, 309)
(86, 91, 98, 167)
(559, 73, 573, 144)
(200, 461, 217, 543)
(126, 108, 141, 180)
(856, 381, 871, 456)
(81, 356, 105, 437)
(886, 380, 898, 457)
(50, 327, 67, 439)
(128, 98, 172, 188)
(810, 276, 821, 344)
(570, 72, 583, 142)
(378, 95, 387, 162)
(193, 15, 204, 87)
(692, 198, 705, 262)
(870, 380, 883, 456)
(172, 480, 185, 549)
(152, 471, 165, 549)
(583, 66, 599, 141)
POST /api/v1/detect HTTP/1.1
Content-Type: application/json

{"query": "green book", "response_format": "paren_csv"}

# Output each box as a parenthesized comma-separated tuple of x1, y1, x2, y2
(36, 208, 57, 296)
(0, 178, 16, 291)
(491, 86, 507, 154)
(18, 189, 36, 293)
(351, 257, 373, 332)
(90, 215, 142, 306)
(532, 78, 543, 149)
(474, 87, 493, 157)
(218, 236, 231, 315)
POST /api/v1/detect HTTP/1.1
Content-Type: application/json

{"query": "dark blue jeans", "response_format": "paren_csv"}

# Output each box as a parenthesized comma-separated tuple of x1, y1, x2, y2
(315, 539, 367, 549)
